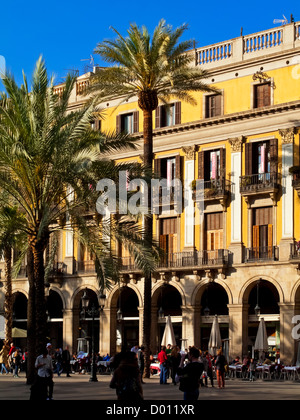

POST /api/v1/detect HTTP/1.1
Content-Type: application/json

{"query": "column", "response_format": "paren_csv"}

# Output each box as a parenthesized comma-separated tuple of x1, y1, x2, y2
(182, 147, 196, 251)
(181, 305, 196, 348)
(228, 137, 244, 264)
(63, 309, 73, 350)
(279, 128, 295, 261)
(279, 303, 297, 364)
(228, 304, 249, 361)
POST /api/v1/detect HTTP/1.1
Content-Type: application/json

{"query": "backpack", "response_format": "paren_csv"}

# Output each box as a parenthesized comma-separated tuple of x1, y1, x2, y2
(117, 377, 142, 400)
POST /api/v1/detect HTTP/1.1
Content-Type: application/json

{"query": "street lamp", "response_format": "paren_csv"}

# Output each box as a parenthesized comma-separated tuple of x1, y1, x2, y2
(81, 288, 106, 382)
(254, 279, 261, 317)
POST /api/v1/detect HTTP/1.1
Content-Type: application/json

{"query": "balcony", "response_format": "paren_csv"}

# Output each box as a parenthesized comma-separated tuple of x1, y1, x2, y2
(245, 246, 279, 263)
(77, 260, 96, 274)
(120, 249, 229, 273)
(289, 243, 300, 261)
(240, 172, 281, 201)
(192, 179, 231, 209)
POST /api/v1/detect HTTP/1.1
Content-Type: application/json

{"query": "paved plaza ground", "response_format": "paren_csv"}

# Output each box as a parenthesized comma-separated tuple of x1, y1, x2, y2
(0, 372, 299, 401)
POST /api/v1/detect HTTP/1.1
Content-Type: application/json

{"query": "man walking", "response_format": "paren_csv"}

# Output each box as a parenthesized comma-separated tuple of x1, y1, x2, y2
(157, 346, 168, 385)
(62, 346, 71, 377)
(33, 347, 54, 400)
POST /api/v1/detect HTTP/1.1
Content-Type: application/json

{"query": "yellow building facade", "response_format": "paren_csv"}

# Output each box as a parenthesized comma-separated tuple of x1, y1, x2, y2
(2, 22, 300, 363)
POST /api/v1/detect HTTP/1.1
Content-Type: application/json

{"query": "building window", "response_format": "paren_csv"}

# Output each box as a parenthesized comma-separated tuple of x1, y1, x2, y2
(116, 111, 139, 134)
(253, 83, 271, 108)
(245, 139, 278, 176)
(205, 94, 222, 118)
(155, 102, 181, 128)
(252, 207, 273, 258)
(91, 119, 101, 131)
(198, 148, 225, 181)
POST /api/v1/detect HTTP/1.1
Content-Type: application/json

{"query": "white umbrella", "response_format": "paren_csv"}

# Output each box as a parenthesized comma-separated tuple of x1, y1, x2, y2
(161, 315, 176, 347)
(254, 318, 268, 361)
(12, 327, 27, 338)
(208, 315, 222, 356)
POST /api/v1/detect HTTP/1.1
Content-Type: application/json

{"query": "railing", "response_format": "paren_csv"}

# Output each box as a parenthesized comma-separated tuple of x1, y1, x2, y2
(120, 250, 229, 271)
(243, 29, 283, 54)
(194, 22, 300, 69)
(290, 243, 300, 260)
(77, 260, 95, 273)
(240, 172, 280, 194)
(245, 246, 279, 262)
(50, 262, 67, 276)
(196, 41, 232, 65)
(196, 179, 231, 200)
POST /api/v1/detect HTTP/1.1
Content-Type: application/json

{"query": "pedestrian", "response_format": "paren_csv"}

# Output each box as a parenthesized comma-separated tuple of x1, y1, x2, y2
(31, 347, 54, 400)
(177, 346, 204, 401)
(53, 348, 63, 376)
(0, 341, 9, 375)
(215, 349, 226, 389)
(137, 346, 145, 384)
(130, 345, 139, 354)
(110, 351, 143, 401)
(13, 348, 22, 378)
(170, 346, 181, 385)
(248, 358, 257, 381)
(205, 352, 214, 387)
(8, 342, 16, 373)
(62, 346, 71, 377)
(157, 346, 169, 385)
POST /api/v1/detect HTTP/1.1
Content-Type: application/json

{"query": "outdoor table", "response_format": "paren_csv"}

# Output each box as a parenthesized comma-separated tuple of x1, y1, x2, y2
(281, 366, 300, 380)
(150, 363, 161, 375)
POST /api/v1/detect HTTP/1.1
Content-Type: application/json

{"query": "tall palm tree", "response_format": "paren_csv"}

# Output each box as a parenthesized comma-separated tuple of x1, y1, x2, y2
(0, 57, 158, 381)
(91, 19, 218, 376)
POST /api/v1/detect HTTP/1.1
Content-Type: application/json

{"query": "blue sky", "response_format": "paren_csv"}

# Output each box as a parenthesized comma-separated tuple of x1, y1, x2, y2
(0, 0, 298, 88)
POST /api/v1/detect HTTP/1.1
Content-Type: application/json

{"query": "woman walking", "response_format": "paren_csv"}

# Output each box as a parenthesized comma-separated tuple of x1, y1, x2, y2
(0, 341, 9, 374)
(170, 346, 181, 385)
(215, 349, 226, 389)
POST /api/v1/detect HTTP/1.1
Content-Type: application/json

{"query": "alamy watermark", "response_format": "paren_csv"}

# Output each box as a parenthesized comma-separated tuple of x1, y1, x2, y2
(0, 55, 5, 78)
(95, 171, 205, 226)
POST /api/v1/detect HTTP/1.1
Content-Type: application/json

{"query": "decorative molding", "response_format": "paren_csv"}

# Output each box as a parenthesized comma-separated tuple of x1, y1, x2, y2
(279, 127, 295, 144)
(181, 145, 197, 160)
(228, 136, 245, 153)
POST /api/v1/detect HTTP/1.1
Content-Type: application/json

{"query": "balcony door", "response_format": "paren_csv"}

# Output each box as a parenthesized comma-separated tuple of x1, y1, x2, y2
(205, 212, 224, 261)
(252, 207, 273, 259)
(159, 217, 178, 266)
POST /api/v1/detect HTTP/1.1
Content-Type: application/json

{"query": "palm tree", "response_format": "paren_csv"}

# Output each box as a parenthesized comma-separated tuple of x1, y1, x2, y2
(91, 19, 218, 376)
(0, 204, 27, 342)
(0, 57, 158, 381)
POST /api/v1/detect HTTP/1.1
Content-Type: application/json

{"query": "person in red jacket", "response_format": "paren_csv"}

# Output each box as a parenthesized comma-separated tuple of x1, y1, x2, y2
(157, 346, 168, 385)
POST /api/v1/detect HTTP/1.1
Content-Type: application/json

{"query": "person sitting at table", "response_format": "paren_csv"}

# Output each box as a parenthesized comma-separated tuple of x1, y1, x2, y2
(103, 354, 110, 361)
(231, 356, 241, 365)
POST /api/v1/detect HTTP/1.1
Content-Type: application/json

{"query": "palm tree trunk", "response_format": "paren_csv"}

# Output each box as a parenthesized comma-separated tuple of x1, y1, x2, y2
(26, 247, 36, 385)
(32, 241, 47, 354)
(142, 108, 153, 378)
(4, 246, 12, 343)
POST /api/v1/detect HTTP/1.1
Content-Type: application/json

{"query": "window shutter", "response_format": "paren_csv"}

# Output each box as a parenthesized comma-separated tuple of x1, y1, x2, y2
(155, 106, 162, 128)
(253, 225, 260, 258)
(116, 115, 121, 134)
(268, 224, 273, 257)
(133, 111, 139, 133)
(175, 155, 182, 180)
(245, 143, 253, 176)
(216, 95, 222, 116)
(269, 138, 278, 174)
(220, 147, 226, 179)
(175, 102, 181, 125)
(154, 159, 161, 177)
(198, 151, 205, 179)
(263, 83, 271, 107)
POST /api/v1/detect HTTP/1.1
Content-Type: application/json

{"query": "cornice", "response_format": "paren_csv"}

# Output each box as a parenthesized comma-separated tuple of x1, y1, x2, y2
(131, 100, 300, 140)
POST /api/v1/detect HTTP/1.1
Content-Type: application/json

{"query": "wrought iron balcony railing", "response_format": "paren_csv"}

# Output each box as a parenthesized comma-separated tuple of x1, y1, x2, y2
(245, 246, 279, 263)
(120, 249, 229, 272)
(289, 243, 300, 260)
(240, 172, 281, 194)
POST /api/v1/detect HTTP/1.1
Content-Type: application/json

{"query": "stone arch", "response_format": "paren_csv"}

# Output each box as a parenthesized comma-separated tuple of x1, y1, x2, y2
(239, 275, 284, 305)
(290, 278, 300, 305)
(191, 278, 233, 308)
(151, 281, 186, 307)
(106, 283, 143, 310)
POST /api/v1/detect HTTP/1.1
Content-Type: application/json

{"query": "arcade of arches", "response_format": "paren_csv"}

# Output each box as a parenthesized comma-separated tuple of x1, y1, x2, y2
(2, 265, 300, 364)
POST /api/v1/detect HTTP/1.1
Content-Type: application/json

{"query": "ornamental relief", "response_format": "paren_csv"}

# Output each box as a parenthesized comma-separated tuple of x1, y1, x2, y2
(228, 136, 245, 153)
(279, 128, 295, 144)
